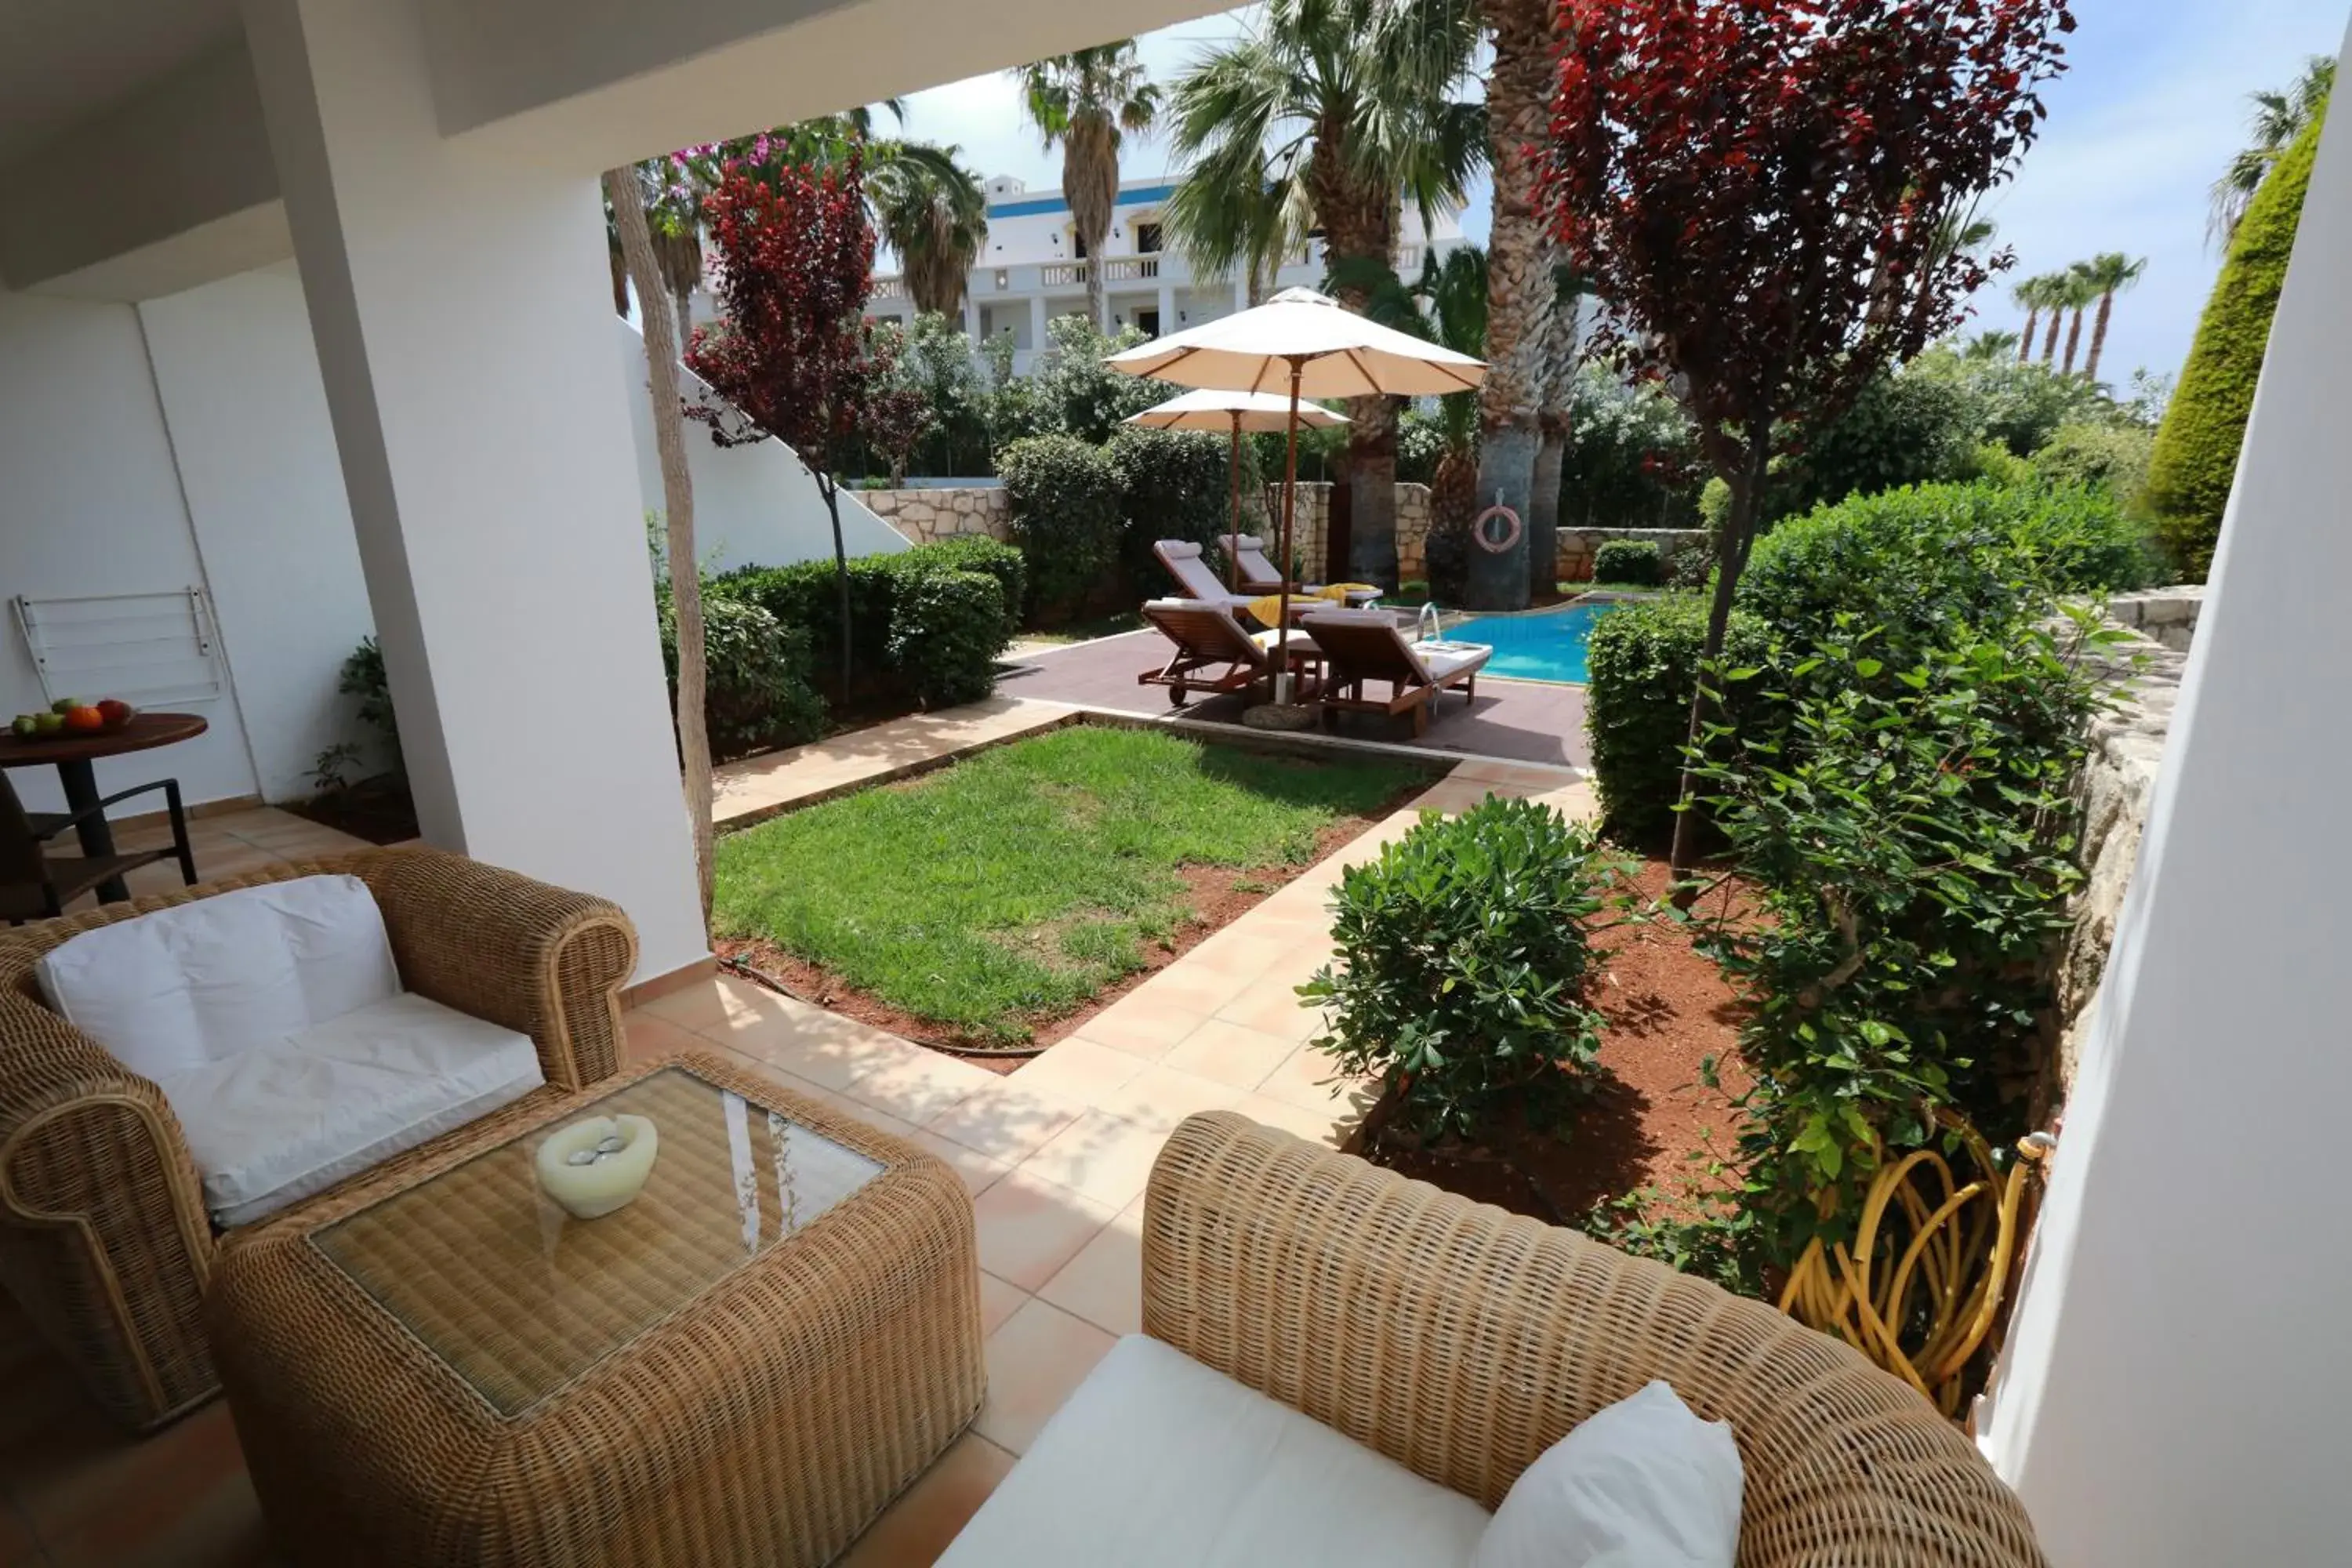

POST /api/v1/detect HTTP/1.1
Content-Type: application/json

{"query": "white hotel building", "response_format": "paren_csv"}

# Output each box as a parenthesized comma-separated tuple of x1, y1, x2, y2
(863, 172, 1469, 372)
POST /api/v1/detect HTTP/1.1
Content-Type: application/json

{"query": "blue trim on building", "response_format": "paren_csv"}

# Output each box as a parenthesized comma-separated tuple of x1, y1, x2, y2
(986, 183, 1182, 220)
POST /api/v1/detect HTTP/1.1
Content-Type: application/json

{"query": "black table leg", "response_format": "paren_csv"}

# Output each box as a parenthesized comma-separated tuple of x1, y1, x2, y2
(57, 758, 131, 903)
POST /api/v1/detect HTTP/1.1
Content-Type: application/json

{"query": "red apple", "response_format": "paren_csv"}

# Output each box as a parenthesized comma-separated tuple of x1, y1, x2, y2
(96, 699, 132, 727)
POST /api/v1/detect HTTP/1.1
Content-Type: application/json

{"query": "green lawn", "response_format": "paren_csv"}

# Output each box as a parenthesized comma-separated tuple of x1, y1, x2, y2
(713, 725, 1431, 1042)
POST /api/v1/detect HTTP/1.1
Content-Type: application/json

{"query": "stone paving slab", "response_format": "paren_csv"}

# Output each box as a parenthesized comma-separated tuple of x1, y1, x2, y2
(711, 695, 1076, 829)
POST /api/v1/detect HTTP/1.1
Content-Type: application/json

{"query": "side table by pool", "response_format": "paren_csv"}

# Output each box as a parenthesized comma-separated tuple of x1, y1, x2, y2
(207, 1052, 984, 1567)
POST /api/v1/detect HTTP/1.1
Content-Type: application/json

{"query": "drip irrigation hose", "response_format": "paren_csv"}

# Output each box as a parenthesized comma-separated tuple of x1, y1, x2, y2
(1776, 1111, 2051, 1419)
(716, 953, 1054, 1058)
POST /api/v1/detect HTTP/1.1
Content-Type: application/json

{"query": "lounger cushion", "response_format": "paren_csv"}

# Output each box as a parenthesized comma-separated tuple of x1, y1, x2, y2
(1423, 644, 1490, 683)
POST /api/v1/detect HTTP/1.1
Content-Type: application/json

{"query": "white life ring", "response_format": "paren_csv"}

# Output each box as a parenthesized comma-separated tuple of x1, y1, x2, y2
(1472, 503, 1523, 555)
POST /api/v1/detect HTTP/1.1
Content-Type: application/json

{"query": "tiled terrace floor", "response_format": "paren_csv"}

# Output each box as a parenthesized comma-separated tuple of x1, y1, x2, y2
(1000, 627, 1595, 768)
(0, 764, 1592, 1566)
(86, 805, 375, 909)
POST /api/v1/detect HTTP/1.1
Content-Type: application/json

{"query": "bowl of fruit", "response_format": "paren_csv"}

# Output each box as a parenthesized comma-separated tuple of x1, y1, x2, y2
(9, 699, 135, 741)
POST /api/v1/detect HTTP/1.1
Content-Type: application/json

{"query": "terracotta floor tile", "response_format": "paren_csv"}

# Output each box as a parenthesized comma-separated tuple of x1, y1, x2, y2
(1212, 971, 1325, 1043)
(907, 1131, 1014, 1199)
(969, 1170, 1115, 1291)
(974, 1298, 1119, 1455)
(1086, 1065, 1247, 1134)
(837, 1432, 1016, 1568)
(1120, 964, 1250, 1019)
(1036, 1218, 1145, 1337)
(1232, 1091, 1363, 1149)
(977, 1272, 1029, 1338)
(7, 1396, 247, 1556)
(1162, 1018, 1299, 1091)
(1072, 1004, 1210, 1061)
(620, 1011, 705, 1065)
(840, 1052, 991, 1124)
(925, 1081, 1086, 1163)
(1009, 1039, 1145, 1102)
(1254, 1043, 1377, 1115)
(1014, 1112, 1168, 1210)
(715, 1000, 928, 1093)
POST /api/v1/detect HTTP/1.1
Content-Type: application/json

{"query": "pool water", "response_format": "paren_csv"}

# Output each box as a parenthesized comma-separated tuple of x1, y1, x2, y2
(1439, 601, 1621, 684)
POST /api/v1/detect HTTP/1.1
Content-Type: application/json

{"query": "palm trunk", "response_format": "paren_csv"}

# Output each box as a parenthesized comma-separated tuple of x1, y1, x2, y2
(2040, 307, 2063, 365)
(604, 168, 713, 927)
(1319, 172, 1403, 590)
(1668, 433, 1769, 887)
(1529, 416, 1566, 597)
(2061, 307, 2085, 376)
(1083, 246, 1106, 332)
(2018, 308, 2038, 363)
(2085, 291, 2116, 383)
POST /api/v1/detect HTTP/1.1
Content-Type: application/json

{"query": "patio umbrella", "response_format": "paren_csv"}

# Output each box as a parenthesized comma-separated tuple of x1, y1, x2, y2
(1123, 389, 1348, 592)
(1107, 288, 1486, 703)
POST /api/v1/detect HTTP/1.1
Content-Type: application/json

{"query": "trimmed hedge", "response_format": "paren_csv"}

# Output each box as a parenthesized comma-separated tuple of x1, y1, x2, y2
(888, 569, 1008, 708)
(2143, 110, 2323, 578)
(659, 594, 826, 761)
(1592, 539, 1664, 586)
(2031, 423, 2155, 506)
(999, 434, 1121, 621)
(1108, 426, 1239, 599)
(1582, 595, 1770, 845)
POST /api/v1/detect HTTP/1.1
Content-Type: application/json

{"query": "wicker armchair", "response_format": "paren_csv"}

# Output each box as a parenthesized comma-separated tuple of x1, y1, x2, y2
(0, 847, 637, 1432)
(1142, 1112, 2048, 1567)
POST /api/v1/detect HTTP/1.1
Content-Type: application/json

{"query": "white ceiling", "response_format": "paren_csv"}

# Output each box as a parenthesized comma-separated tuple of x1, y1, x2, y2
(0, 0, 242, 162)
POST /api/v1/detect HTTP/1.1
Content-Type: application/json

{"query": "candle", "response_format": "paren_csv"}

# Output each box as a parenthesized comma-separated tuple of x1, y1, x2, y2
(533, 1113, 659, 1218)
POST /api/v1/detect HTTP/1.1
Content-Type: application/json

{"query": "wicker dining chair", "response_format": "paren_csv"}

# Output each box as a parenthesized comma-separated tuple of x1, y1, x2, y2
(1141, 1112, 2049, 1567)
(0, 847, 638, 1430)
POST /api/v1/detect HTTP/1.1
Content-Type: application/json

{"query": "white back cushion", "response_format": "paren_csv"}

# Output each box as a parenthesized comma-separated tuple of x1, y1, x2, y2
(38, 875, 401, 1082)
(1472, 1381, 1743, 1568)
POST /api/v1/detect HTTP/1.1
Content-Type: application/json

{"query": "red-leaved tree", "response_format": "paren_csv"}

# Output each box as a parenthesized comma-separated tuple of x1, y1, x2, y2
(1544, 0, 2074, 880)
(687, 151, 924, 693)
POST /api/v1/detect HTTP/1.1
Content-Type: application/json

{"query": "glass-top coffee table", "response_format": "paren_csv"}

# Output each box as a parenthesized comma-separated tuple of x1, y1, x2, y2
(209, 1051, 984, 1567)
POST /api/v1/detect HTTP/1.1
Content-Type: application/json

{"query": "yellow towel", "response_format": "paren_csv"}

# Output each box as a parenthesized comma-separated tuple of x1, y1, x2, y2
(1247, 583, 1378, 626)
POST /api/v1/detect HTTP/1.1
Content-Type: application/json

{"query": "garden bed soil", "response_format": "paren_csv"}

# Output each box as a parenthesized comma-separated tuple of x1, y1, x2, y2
(1365, 858, 1755, 1225)
(717, 788, 1421, 1074)
(281, 775, 420, 846)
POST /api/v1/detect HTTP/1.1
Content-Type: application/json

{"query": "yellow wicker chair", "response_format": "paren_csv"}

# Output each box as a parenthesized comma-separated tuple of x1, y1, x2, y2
(1142, 1112, 2049, 1567)
(0, 847, 637, 1432)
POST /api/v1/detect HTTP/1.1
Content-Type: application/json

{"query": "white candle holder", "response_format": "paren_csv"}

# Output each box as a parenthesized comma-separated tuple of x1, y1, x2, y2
(533, 1113, 659, 1219)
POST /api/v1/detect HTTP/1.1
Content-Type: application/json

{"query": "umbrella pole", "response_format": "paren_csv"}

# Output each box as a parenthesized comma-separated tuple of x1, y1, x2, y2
(1228, 415, 1243, 593)
(1275, 358, 1302, 705)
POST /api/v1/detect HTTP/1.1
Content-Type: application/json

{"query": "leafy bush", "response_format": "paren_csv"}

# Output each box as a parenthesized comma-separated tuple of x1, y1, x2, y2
(1774, 368, 1983, 518)
(998, 434, 1121, 621)
(913, 535, 1026, 627)
(339, 636, 400, 776)
(1303, 797, 1613, 1144)
(1581, 596, 1771, 846)
(1592, 539, 1664, 586)
(1108, 426, 1239, 598)
(659, 595, 826, 760)
(1962, 440, 2037, 489)
(1907, 345, 2114, 459)
(1557, 366, 1708, 530)
(2031, 422, 2155, 504)
(2143, 112, 2321, 577)
(887, 569, 1008, 709)
(1394, 411, 1450, 485)
(1692, 619, 2107, 1261)
(1009, 316, 1165, 445)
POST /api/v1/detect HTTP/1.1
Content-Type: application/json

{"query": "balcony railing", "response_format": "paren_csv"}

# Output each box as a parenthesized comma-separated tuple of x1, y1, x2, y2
(1041, 262, 1086, 286)
(871, 274, 907, 300)
(1104, 256, 1160, 281)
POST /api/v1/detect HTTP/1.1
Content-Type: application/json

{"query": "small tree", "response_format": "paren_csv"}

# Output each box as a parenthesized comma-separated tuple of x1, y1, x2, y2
(1543, 0, 2075, 880)
(686, 152, 924, 695)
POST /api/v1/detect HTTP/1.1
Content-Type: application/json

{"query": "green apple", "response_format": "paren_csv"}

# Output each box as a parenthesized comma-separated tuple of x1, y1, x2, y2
(49, 697, 91, 715)
(11, 715, 36, 737)
(33, 713, 65, 735)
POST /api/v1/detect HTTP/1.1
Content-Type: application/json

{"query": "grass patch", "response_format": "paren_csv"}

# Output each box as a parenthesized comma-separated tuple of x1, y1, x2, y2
(713, 725, 1431, 1041)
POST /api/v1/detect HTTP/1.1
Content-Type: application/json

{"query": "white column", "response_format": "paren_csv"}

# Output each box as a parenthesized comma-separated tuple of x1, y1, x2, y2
(242, 0, 704, 981)
(1981, 26, 2352, 1564)
(962, 292, 980, 343)
(1027, 292, 1047, 351)
(1156, 281, 1177, 336)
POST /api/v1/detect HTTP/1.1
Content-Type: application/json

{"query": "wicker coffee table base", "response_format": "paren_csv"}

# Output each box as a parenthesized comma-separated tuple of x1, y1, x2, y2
(207, 1054, 985, 1567)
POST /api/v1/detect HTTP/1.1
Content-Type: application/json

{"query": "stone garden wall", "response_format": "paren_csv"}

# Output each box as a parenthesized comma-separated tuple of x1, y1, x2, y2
(2054, 586, 2205, 1095)
(859, 486, 1011, 545)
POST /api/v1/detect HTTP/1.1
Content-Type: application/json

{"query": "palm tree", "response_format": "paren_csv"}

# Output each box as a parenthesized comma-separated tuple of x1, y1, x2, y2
(1963, 328, 2023, 362)
(2011, 277, 2045, 364)
(2034, 273, 2067, 365)
(2060, 264, 2100, 376)
(2211, 56, 2335, 249)
(1164, 151, 1312, 307)
(2078, 252, 2148, 384)
(1165, 0, 1484, 588)
(1014, 44, 1161, 331)
(870, 143, 989, 315)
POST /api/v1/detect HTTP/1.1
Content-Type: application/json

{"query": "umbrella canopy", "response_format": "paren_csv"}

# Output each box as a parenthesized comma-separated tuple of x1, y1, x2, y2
(1123, 387, 1351, 433)
(1105, 287, 1486, 398)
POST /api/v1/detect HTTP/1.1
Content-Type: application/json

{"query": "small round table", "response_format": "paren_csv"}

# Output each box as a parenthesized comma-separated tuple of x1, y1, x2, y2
(0, 713, 209, 903)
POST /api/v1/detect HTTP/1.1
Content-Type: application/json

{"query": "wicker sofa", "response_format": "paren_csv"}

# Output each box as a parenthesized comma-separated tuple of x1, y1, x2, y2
(942, 1111, 2049, 1566)
(0, 848, 637, 1431)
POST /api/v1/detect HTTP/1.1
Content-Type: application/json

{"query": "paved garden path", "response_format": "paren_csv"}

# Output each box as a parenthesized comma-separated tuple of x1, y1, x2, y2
(710, 695, 1071, 829)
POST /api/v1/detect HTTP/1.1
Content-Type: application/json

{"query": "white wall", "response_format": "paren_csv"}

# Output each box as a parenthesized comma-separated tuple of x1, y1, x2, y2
(140, 263, 379, 803)
(1980, 26, 2352, 1565)
(615, 315, 908, 575)
(0, 289, 262, 813)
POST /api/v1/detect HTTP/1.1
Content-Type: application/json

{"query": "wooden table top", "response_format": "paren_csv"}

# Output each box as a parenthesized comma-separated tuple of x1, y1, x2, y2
(0, 711, 207, 768)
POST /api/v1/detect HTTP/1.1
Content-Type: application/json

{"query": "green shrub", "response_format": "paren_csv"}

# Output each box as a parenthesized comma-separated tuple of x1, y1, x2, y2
(338, 636, 400, 777)
(1302, 797, 1613, 1144)
(1693, 619, 2106, 1261)
(887, 568, 1008, 709)
(1108, 426, 1236, 598)
(659, 595, 826, 760)
(2143, 112, 2321, 577)
(1558, 366, 1708, 530)
(1963, 441, 2038, 489)
(1581, 596, 1771, 846)
(1592, 539, 1664, 586)
(1907, 346, 2112, 459)
(998, 434, 1121, 621)
(2031, 423, 2155, 505)
(1775, 367, 1983, 518)
(913, 535, 1026, 626)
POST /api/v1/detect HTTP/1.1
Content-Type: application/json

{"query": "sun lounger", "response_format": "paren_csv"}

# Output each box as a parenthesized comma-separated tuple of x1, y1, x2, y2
(1298, 608, 1490, 736)
(1153, 540, 1265, 617)
(1138, 598, 1323, 706)
(1217, 535, 1383, 604)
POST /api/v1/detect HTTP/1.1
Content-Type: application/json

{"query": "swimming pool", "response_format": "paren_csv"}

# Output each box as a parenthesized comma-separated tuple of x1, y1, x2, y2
(1439, 600, 1621, 684)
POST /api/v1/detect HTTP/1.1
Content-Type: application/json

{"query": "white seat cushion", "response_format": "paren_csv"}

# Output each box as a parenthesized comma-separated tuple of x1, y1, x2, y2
(1424, 644, 1491, 682)
(939, 1335, 1491, 1568)
(156, 993, 545, 1228)
(1472, 1381, 1742, 1568)
(37, 875, 400, 1083)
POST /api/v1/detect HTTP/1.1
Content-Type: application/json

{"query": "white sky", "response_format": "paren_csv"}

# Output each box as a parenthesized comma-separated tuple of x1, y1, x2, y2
(881, 1, 2350, 384)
